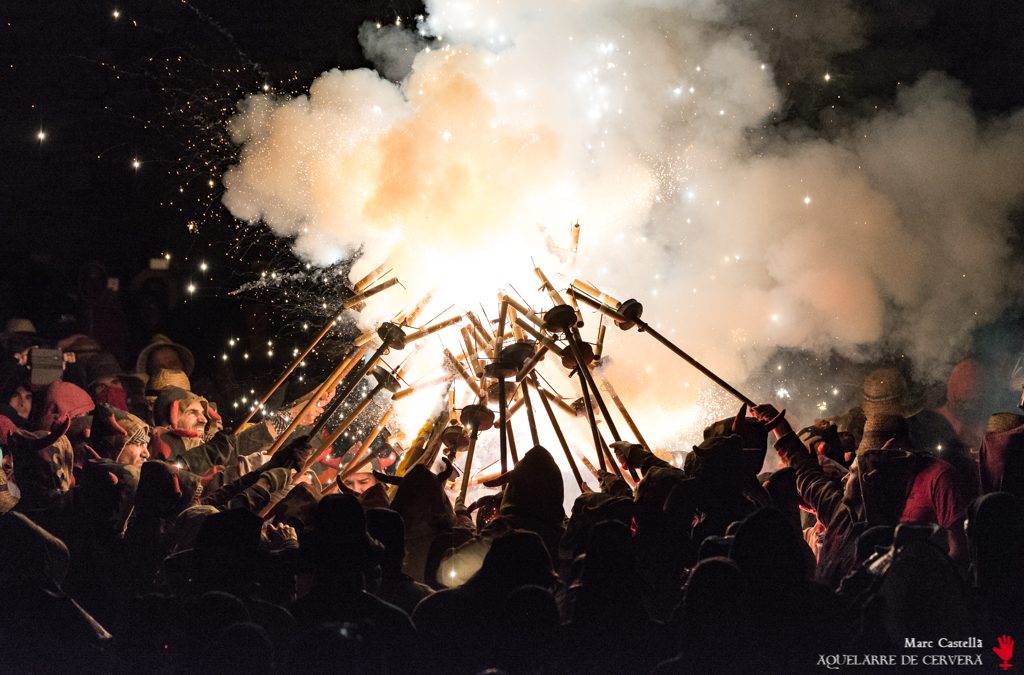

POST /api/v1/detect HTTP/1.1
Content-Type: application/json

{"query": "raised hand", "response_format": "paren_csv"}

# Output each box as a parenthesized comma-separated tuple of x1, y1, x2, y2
(993, 635, 1014, 671)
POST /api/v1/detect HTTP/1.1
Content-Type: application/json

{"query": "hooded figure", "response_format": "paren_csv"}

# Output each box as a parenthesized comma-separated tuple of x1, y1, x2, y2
(36, 380, 95, 433)
(89, 403, 151, 465)
(122, 460, 203, 592)
(437, 446, 567, 588)
(683, 430, 772, 545)
(365, 507, 434, 615)
(565, 520, 669, 674)
(377, 460, 468, 585)
(935, 359, 995, 449)
(965, 492, 1024, 630)
(289, 494, 417, 673)
(149, 386, 274, 482)
(484, 445, 566, 556)
(10, 418, 76, 527)
(0, 511, 112, 673)
(729, 508, 843, 669)
(775, 426, 930, 588)
(414, 530, 559, 675)
(152, 386, 209, 450)
(655, 557, 757, 674)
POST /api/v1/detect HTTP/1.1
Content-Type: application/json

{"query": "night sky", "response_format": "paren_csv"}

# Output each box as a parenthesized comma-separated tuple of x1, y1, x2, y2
(3, 2, 1022, 272)
(2, 1, 1024, 405)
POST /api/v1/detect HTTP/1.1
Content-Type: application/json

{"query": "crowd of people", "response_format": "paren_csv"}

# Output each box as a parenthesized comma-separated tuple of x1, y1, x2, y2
(2, 290, 1023, 674)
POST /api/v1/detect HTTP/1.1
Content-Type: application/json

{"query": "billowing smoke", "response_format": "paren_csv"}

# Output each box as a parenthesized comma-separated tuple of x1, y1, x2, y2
(222, 0, 1024, 448)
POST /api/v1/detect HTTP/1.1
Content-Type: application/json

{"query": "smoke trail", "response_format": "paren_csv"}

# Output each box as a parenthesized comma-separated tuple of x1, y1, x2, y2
(222, 0, 1024, 447)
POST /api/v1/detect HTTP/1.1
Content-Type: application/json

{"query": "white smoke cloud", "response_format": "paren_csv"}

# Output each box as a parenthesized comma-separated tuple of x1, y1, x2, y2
(222, 0, 1024, 448)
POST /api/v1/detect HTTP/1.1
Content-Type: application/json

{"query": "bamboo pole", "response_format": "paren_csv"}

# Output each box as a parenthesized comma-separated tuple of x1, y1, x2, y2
(596, 370, 652, 452)
(232, 278, 396, 433)
(533, 373, 585, 489)
(264, 344, 369, 456)
(352, 263, 388, 292)
(337, 408, 395, 480)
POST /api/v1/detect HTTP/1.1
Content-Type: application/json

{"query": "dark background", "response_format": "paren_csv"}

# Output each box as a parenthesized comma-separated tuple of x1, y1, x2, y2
(1, 0, 1023, 413)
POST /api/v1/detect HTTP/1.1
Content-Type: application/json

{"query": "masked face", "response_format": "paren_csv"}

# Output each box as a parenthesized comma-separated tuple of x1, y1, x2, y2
(341, 472, 377, 494)
(178, 400, 207, 435)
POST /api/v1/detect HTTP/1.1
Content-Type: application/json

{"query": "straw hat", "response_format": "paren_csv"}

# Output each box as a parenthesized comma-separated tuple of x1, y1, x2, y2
(857, 413, 910, 454)
(146, 368, 192, 395)
(986, 412, 1024, 434)
(862, 367, 907, 416)
(3, 318, 36, 336)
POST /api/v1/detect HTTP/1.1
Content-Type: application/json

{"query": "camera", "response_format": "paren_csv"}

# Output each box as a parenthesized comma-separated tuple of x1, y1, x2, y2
(29, 348, 65, 386)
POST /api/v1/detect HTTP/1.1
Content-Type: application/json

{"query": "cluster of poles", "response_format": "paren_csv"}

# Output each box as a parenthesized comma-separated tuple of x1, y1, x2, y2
(236, 263, 757, 511)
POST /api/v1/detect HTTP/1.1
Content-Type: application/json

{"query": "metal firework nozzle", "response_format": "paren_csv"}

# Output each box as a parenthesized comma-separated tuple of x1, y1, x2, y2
(543, 304, 578, 334)
(486, 380, 517, 405)
(615, 298, 645, 330)
(440, 424, 470, 452)
(377, 322, 409, 350)
(370, 365, 402, 394)
(561, 341, 595, 371)
(460, 403, 496, 432)
(568, 281, 644, 330)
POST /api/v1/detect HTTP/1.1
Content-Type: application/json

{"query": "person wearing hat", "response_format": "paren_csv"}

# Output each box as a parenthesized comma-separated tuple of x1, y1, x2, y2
(3, 317, 37, 337)
(135, 334, 195, 382)
(0, 511, 113, 673)
(148, 385, 311, 482)
(89, 403, 151, 467)
(856, 413, 972, 569)
(752, 402, 935, 587)
(978, 412, 1024, 498)
(36, 380, 95, 435)
(935, 358, 997, 450)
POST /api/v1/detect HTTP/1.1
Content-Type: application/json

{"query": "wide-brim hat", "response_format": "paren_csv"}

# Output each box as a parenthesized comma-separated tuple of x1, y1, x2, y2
(136, 334, 195, 377)
(86, 352, 143, 389)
